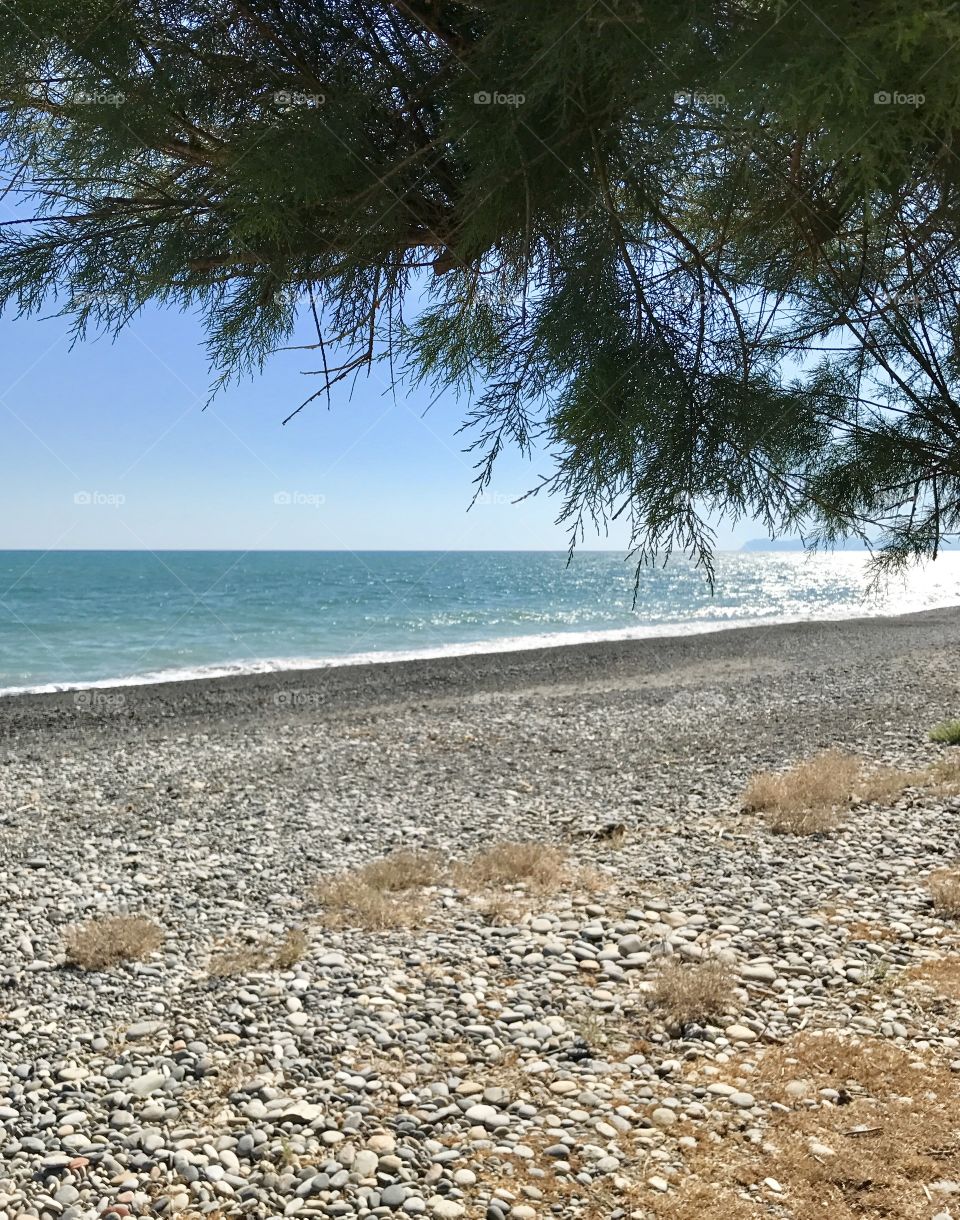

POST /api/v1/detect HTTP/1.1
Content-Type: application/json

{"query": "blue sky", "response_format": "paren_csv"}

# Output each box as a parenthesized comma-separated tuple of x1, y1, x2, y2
(0, 300, 753, 552)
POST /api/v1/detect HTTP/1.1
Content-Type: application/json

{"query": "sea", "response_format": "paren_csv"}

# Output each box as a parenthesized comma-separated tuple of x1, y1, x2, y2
(0, 548, 958, 695)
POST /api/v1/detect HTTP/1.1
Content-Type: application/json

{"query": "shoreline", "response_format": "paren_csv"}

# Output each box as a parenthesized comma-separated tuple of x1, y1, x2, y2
(0, 609, 878, 698)
(0, 599, 940, 699)
(0, 612, 808, 698)
(3, 601, 960, 744)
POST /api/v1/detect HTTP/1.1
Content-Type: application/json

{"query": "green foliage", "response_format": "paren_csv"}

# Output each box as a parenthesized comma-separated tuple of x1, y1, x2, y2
(930, 720, 960, 745)
(2, 1, 960, 577)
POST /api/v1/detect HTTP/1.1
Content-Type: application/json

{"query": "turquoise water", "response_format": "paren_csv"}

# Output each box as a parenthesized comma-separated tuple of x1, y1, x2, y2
(1, 549, 959, 693)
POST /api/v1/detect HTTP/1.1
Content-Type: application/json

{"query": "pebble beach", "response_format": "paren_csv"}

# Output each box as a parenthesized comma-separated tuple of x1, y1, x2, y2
(4, 606, 960, 1219)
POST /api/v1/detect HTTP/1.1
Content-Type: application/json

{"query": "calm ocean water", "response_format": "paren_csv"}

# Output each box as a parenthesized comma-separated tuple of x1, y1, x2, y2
(1, 549, 958, 694)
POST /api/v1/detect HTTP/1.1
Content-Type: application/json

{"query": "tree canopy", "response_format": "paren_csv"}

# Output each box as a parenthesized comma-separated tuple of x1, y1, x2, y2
(2, 0, 960, 578)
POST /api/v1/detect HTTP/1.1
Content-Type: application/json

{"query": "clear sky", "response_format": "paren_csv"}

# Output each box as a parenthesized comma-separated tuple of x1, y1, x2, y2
(0, 299, 754, 553)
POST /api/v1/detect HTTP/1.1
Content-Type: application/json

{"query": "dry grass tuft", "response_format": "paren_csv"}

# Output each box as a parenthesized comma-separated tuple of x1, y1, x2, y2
(357, 849, 443, 891)
(458, 840, 568, 893)
(311, 849, 445, 931)
(768, 803, 841, 835)
(856, 763, 926, 804)
(743, 749, 860, 833)
(744, 750, 926, 834)
(313, 874, 425, 930)
(208, 928, 311, 976)
(904, 955, 960, 1001)
(272, 926, 309, 969)
(475, 892, 528, 925)
(928, 868, 960, 917)
(312, 838, 602, 930)
(648, 957, 736, 1027)
(930, 754, 960, 792)
(64, 915, 163, 970)
(662, 1031, 960, 1220)
(753, 1029, 921, 1099)
(207, 942, 269, 976)
(646, 1182, 761, 1220)
(930, 717, 960, 744)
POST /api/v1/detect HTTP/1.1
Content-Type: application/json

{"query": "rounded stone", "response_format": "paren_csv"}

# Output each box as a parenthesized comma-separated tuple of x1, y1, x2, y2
(352, 1149, 379, 1179)
(428, 1199, 465, 1219)
(381, 1184, 409, 1209)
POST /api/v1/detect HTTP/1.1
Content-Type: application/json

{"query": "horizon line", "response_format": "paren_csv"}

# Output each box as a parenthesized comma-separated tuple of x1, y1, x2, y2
(0, 545, 761, 555)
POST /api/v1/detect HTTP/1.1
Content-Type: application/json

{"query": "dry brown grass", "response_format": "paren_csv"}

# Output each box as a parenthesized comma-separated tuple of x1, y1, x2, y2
(457, 840, 568, 893)
(648, 957, 737, 1027)
(743, 751, 927, 834)
(931, 755, 960, 791)
(312, 874, 425, 930)
(768, 803, 842, 835)
(857, 763, 927, 804)
(207, 943, 270, 976)
(753, 1029, 922, 1098)
(904, 955, 960, 1001)
(383, 1007, 960, 1218)
(177, 1057, 250, 1120)
(658, 1029, 960, 1220)
(660, 1031, 960, 1219)
(645, 1182, 762, 1220)
(272, 926, 309, 969)
(743, 750, 860, 832)
(207, 927, 311, 976)
(310, 849, 445, 931)
(312, 840, 582, 930)
(64, 915, 163, 970)
(475, 892, 528, 925)
(357, 849, 444, 890)
(928, 868, 960, 918)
